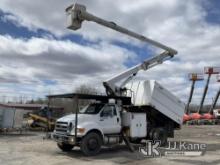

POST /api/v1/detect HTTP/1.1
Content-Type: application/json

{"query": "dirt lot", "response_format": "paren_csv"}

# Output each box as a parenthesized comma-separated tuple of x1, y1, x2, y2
(0, 125, 220, 165)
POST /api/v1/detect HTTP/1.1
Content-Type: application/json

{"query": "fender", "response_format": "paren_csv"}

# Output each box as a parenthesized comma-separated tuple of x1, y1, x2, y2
(76, 121, 104, 138)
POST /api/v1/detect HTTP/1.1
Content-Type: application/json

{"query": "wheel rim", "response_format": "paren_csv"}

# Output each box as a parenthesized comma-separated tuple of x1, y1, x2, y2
(87, 138, 99, 151)
(153, 130, 166, 144)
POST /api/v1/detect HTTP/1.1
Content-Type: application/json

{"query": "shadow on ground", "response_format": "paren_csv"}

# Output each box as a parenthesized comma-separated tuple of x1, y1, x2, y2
(0, 133, 37, 137)
(170, 159, 220, 165)
(53, 140, 220, 164)
(55, 144, 151, 164)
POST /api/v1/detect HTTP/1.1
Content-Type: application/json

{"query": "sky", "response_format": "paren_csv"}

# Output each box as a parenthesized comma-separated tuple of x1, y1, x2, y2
(0, 0, 220, 105)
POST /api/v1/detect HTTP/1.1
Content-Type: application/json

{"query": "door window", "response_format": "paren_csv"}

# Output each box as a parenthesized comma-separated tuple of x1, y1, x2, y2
(100, 105, 115, 117)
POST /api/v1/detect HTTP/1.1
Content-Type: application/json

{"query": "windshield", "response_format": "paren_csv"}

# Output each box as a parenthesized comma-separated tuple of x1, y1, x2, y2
(79, 103, 104, 114)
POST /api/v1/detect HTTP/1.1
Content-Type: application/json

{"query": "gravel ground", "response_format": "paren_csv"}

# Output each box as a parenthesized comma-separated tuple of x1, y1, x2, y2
(0, 125, 220, 165)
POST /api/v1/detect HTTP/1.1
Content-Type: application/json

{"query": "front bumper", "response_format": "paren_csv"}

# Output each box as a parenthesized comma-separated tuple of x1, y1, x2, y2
(53, 133, 75, 145)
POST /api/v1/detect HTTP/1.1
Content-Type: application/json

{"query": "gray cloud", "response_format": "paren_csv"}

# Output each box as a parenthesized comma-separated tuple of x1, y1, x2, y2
(0, 35, 134, 98)
(0, 0, 220, 104)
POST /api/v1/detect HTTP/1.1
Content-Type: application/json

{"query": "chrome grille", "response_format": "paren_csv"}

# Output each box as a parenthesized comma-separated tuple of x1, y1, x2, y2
(55, 121, 68, 133)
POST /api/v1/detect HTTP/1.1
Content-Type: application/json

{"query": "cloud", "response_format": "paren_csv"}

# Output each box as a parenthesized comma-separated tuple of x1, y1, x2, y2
(0, 35, 134, 99)
(0, 0, 71, 36)
(0, 0, 220, 105)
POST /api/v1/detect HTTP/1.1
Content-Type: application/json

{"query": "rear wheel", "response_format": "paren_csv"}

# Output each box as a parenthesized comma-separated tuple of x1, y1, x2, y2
(149, 128, 156, 140)
(152, 128, 168, 146)
(80, 132, 102, 156)
(57, 143, 74, 152)
(130, 138, 142, 144)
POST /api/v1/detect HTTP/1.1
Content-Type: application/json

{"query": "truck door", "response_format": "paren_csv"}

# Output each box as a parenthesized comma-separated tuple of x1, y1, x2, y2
(99, 105, 121, 134)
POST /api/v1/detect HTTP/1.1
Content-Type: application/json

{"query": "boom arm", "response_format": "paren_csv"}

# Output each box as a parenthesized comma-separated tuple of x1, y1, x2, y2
(66, 3, 178, 96)
(103, 51, 173, 95)
(66, 4, 177, 54)
(209, 88, 220, 114)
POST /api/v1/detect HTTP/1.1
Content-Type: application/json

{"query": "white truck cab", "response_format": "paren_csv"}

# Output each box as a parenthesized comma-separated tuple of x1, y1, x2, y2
(54, 103, 121, 138)
(53, 102, 125, 156)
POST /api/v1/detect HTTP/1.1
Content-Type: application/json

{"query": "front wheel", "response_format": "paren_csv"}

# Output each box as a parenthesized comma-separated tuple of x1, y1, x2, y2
(57, 143, 74, 152)
(80, 132, 102, 156)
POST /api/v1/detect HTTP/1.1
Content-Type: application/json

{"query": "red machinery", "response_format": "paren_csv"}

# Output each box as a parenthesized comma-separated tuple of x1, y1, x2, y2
(202, 113, 214, 120)
(190, 67, 219, 123)
(191, 67, 219, 120)
(188, 67, 219, 123)
(183, 114, 191, 122)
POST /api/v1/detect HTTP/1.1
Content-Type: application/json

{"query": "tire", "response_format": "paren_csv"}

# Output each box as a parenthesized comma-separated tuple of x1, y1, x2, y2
(80, 132, 102, 156)
(152, 128, 167, 146)
(57, 143, 74, 152)
(149, 128, 156, 140)
(130, 138, 142, 144)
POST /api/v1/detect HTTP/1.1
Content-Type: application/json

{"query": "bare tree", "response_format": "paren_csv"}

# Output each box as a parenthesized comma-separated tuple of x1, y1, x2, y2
(48, 85, 99, 115)
(75, 84, 98, 95)
(74, 84, 99, 108)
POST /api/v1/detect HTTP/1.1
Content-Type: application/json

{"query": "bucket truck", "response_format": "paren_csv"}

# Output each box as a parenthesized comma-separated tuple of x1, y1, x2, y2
(51, 3, 185, 156)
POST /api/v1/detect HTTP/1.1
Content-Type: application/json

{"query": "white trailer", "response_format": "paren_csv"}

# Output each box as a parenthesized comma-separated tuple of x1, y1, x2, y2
(0, 108, 15, 129)
(0, 108, 28, 131)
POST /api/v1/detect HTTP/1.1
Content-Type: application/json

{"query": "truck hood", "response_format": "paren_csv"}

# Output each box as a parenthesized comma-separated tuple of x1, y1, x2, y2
(57, 113, 98, 123)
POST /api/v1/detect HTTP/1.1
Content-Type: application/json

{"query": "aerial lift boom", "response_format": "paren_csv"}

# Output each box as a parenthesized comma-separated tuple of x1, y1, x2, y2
(183, 73, 203, 123)
(208, 75, 220, 114)
(202, 75, 220, 121)
(186, 81, 195, 113)
(185, 73, 204, 114)
(190, 67, 216, 121)
(209, 88, 220, 114)
(103, 51, 173, 96)
(66, 3, 178, 96)
(197, 74, 211, 114)
(197, 67, 219, 114)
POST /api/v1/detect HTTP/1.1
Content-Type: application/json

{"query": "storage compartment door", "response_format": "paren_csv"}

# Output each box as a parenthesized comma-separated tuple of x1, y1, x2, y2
(130, 113, 146, 138)
(138, 114, 147, 137)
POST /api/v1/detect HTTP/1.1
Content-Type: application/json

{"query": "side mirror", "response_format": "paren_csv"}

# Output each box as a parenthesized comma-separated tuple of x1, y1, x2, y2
(100, 111, 104, 117)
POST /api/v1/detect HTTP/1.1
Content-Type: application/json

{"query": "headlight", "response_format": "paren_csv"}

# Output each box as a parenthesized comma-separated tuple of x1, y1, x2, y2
(77, 128, 85, 133)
